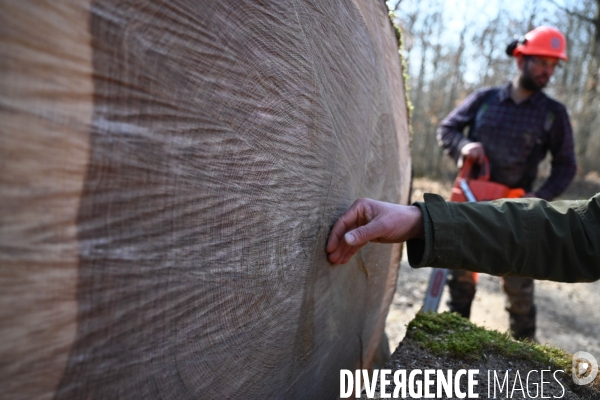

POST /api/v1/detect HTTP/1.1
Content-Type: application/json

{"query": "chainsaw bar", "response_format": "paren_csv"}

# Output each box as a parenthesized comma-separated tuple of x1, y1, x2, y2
(421, 179, 477, 312)
(422, 268, 449, 312)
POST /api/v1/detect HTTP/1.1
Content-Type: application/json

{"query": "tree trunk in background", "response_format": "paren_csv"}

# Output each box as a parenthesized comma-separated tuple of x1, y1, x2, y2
(0, 1, 411, 399)
(479, 17, 501, 87)
(444, 27, 466, 113)
(578, 0, 600, 174)
(411, 16, 433, 176)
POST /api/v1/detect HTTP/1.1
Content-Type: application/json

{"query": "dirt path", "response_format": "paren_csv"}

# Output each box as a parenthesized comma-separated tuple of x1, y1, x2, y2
(385, 177, 600, 358)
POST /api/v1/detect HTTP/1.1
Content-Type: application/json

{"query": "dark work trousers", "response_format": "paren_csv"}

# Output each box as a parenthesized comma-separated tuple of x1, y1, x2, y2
(447, 270, 536, 340)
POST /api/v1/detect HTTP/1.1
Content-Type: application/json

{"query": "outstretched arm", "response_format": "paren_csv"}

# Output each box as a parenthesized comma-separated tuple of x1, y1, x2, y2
(327, 194, 600, 283)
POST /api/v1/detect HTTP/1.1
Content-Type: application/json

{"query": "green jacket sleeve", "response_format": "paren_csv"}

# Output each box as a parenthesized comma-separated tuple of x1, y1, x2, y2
(407, 193, 600, 283)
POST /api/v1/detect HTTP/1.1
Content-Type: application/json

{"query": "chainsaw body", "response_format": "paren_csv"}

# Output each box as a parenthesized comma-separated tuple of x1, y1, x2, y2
(450, 157, 525, 202)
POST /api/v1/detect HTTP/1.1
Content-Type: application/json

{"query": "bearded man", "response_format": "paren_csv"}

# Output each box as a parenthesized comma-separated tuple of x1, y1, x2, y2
(436, 26, 577, 341)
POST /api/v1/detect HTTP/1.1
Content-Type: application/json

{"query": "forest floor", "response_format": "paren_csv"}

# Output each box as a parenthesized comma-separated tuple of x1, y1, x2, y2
(385, 173, 600, 361)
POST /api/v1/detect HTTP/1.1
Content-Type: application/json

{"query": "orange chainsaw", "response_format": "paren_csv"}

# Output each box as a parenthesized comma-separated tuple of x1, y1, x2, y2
(449, 156, 525, 202)
(422, 156, 525, 312)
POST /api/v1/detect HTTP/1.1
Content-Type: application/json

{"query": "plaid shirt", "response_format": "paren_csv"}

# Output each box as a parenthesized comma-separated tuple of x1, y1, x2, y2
(437, 82, 576, 200)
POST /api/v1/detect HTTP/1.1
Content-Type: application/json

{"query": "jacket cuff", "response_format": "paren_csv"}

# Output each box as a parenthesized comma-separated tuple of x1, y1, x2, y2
(424, 193, 461, 267)
(408, 193, 461, 268)
(407, 202, 433, 268)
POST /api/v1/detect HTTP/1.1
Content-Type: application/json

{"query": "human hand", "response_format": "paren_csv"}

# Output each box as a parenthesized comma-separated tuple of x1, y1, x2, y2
(326, 198, 424, 265)
(460, 142, 486, 164)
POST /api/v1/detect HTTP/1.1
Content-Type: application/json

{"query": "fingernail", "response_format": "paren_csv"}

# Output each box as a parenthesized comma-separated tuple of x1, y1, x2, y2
(345, 232, 355, 246)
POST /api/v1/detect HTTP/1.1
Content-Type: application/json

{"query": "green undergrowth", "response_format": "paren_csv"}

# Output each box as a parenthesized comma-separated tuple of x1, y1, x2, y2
(407, 312, 572, 373)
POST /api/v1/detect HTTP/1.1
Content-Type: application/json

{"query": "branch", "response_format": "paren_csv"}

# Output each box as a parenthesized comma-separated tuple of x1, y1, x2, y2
(548, 0, 596, 24)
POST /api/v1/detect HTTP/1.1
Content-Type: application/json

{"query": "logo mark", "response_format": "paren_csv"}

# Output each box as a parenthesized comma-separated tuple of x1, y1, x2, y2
(551, 37, 561, 49)
(572, 351, 598, 385)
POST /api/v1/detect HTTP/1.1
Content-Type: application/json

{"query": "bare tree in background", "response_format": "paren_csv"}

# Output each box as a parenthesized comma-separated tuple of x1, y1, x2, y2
(557, 0, 600, 174)
(392, 0, 600, 178)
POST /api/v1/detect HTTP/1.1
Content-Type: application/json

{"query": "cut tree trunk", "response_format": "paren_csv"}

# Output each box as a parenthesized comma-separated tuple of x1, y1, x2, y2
(0, 1, 411, 399)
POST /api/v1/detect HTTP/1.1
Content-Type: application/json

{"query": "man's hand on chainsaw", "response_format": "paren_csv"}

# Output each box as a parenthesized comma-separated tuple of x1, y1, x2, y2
(461, 142, 486, 164)
(326, 199, 424, 265)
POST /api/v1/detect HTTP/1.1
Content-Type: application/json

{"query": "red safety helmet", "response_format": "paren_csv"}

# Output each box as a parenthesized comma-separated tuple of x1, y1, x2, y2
(512, 26, 568, 61)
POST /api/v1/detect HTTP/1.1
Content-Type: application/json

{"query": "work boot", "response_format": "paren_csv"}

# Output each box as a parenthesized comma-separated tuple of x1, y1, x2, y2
(509, 306, 537, 341)
(503, 276, 536, 341)
(447, 302, 472, 319)
(447, 270, 476, 319)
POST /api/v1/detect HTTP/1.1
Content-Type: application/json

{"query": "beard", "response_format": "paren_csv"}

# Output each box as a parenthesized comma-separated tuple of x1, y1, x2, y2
(519, 61, 549, 91)
(519, 73, 545, 91)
